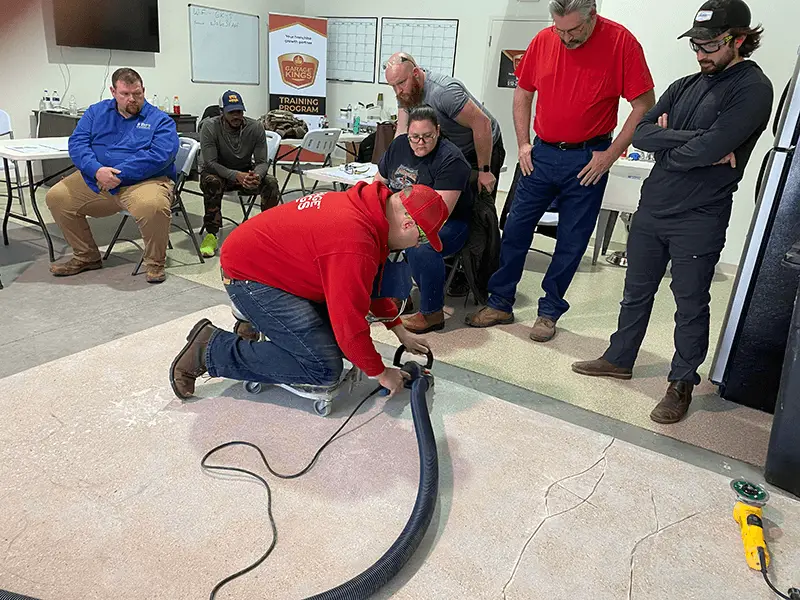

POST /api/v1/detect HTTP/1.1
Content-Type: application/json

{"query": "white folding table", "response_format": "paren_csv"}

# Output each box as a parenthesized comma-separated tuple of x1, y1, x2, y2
(1, 137, 74, 263)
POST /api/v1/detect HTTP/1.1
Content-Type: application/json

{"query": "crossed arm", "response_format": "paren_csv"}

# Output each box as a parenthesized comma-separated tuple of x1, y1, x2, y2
(633, 80, 773, 172)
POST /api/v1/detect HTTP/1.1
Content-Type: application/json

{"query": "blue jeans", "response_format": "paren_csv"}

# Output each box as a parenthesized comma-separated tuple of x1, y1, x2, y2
(206, 280, 344, 386)
(487, 138, 611, 320)
(405, 218, 470, 314)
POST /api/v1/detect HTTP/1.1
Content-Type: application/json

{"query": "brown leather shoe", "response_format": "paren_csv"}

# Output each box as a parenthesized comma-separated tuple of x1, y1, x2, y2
(465, 306, 514, 328)
(233, 319, 260, 342)
(401, 310, 445, 334)
(571, 357, 633, 380)
(169, 318, 217, 400)
(146, 266, 166, 284)
(529, 316, 557, 342)
(650, 381, 694, 424)
(50, 257, 102, 277)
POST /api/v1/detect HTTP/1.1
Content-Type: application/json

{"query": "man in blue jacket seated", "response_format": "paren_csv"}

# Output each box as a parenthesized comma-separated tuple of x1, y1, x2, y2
(46, 68, 180, 283)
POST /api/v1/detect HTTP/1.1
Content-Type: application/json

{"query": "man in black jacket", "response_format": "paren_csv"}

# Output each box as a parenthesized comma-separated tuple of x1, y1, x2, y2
(572, 0, 774, 424)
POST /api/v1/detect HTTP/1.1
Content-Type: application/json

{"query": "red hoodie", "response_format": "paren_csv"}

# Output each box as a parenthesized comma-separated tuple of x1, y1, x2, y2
(220, 181, 401, 377)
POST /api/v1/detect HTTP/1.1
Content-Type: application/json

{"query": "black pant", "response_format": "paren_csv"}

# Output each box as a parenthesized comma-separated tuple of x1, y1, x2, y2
(462, 133, 506, 201)
(603, 206, 731, 384)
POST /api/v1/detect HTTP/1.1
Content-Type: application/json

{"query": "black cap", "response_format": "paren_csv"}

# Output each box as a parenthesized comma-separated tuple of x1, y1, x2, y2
(678, 0, 751, 40)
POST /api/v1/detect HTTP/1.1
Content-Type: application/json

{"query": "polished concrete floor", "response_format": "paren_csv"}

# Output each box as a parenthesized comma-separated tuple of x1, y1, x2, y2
(1, 183, 798, 599)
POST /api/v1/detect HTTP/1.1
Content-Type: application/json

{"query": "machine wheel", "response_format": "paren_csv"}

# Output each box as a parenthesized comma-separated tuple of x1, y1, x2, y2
(244, 381, 262, 394)
(313, 399, 332, 417)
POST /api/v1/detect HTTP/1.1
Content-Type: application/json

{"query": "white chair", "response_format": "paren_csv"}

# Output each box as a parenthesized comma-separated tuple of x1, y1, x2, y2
(103, 136, 204, 275)
(0, 109, 28, 216)
(279, 128, 341, 199)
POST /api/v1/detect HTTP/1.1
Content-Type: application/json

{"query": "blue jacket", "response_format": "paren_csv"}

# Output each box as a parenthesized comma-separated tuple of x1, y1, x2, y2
(68, 99, 179, 194)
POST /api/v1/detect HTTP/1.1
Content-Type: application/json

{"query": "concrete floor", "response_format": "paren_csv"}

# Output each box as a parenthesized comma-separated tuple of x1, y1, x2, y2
(1, 182, 798, 599)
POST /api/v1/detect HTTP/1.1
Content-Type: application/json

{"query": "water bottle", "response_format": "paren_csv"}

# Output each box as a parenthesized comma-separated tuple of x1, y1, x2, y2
(44, 89, 51, 111)
(68, 95, 78, 116)
(39, 91, 47, 113)
(52, 90, 60, 109)
(352, 104, 361, 134)
(151, 94, 159, 108)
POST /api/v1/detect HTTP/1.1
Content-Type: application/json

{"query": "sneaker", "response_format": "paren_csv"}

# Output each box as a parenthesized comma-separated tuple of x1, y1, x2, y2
(650, 381, 694, 424)
(401, 310, 445, 334)
(169, 319, 217, 399)
(571, 357, 633, 380)
(200, 233, 218, 258)
(465, 306, 514, 328)
(50, 257, 102, 277)
(146, 266, 166, 284)
(529, 316, 557, 343)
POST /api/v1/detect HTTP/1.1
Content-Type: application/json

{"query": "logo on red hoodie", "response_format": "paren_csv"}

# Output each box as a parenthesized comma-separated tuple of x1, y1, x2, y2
(295, 192, 323, 211)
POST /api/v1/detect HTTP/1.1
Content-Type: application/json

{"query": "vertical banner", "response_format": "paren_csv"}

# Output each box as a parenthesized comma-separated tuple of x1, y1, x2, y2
(498, 50, 526, 89)
(268, 14, 328, 123)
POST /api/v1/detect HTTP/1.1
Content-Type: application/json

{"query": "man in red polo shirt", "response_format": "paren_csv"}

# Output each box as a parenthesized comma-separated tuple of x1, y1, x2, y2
(169, 181, 447, 401)
(467, 0, 655, 342)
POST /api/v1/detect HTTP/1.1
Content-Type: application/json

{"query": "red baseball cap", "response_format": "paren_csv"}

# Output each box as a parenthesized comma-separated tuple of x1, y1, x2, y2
(399, 185, 448, 252)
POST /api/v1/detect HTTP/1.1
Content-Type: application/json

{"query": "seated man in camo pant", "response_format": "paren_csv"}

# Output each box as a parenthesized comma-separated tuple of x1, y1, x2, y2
(198, 90, 279, 257)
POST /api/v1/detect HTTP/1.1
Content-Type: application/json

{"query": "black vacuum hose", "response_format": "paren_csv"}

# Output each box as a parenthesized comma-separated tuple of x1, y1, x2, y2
(304, 354, 439, 600)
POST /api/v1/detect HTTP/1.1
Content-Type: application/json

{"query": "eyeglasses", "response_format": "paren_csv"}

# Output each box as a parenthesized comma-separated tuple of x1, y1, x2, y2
(408, 132, 436, 144)
(554, 19, 588, 38)
(690, 35, 733, 54)
(404, 211, 429, 245)
(342, 163, 372, 175)
(383, 55, 417, 70)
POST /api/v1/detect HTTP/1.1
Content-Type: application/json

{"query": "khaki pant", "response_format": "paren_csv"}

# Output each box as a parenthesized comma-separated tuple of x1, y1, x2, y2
(46, 171, 173, 268)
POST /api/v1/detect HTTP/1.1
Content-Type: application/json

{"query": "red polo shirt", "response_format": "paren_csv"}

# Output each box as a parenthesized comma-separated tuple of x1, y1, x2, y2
(515, 16, 654, 144)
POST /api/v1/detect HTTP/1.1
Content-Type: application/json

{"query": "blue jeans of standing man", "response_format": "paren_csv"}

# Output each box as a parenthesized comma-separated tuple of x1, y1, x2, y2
(487, 138, 611, 321)
(206, 279, 344, 386)
(405, 218, 471, 314)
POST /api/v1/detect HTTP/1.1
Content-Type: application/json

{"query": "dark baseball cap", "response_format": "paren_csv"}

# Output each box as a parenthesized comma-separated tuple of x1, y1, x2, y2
(220, 90, 245, 113)
(678, 0, 752, 40)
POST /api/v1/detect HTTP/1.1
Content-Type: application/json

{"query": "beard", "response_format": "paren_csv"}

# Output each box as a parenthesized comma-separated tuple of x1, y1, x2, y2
(396, 82, 425, 110)
(699, 48, 735, 75)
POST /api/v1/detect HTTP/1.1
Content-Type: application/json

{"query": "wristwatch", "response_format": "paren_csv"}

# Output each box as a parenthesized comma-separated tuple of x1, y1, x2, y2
(481, 165, 491, 173)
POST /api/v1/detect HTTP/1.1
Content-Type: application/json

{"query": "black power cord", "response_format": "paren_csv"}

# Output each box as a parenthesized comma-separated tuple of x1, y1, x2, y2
(757, 547, 799, 600)
(200, 384, 385, 600)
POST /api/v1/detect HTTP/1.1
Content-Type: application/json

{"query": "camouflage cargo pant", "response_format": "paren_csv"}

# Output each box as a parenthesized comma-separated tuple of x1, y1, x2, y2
(199, 171, 280, 235)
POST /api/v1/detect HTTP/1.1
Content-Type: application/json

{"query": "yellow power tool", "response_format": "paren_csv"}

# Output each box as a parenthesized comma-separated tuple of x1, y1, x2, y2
(730, 479, 770, 570)
(730, 479, 800, 600)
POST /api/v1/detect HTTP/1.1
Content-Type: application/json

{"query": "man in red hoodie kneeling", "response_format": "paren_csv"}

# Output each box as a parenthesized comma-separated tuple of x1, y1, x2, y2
(169, 181, 448, 400)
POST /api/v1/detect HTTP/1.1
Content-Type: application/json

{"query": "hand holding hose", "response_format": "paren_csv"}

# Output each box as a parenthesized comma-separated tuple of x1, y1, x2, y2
(378, 367, 410, 397)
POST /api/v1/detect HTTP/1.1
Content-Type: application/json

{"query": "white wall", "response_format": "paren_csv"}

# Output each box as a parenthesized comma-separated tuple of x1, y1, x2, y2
(0, 0, 304, 140)
(302, 0, 553, 125)
(602, 0, 798, 267)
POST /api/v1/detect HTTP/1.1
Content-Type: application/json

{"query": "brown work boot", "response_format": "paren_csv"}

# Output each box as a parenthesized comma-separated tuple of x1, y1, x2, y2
(49, 257, 102, 277)
(146, 265, 166, 284)
(402, 310, 445, 334)
(650, 381, 694, 424)
(571, 357, 633, 380)
(529, 316, 557, 342)
(169, 318, 217, 400)
(233, 319, 260, 342)
(465, 306, 514, 328)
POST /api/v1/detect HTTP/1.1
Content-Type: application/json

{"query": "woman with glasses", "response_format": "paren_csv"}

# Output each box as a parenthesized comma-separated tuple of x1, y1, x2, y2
(375, 105, 472, 333)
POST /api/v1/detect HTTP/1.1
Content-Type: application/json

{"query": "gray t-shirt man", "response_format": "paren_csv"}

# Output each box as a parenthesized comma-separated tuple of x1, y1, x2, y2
(199, 115, 269, 182)
(418, 69, 501, 157)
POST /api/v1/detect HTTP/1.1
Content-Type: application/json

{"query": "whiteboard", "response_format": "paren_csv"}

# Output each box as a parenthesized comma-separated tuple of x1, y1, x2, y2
(189, 5, 260, 85)
(326, 17, 378, 83)
(379, 18, 459, 84)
